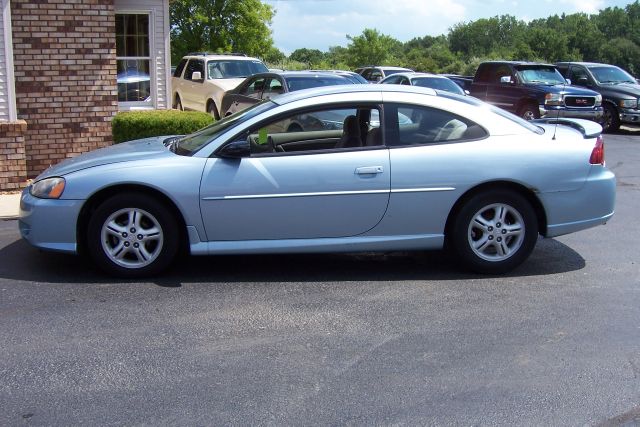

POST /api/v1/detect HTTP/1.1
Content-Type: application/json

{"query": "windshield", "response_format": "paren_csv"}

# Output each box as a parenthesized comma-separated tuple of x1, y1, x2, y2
(412, 77, 465, 95)
(285, 76, 349, 91)
(516, 66, 566, 85)
(207, 60, 268, 79)
(589, 66, 636, 84)
(175, 101, 275, 155)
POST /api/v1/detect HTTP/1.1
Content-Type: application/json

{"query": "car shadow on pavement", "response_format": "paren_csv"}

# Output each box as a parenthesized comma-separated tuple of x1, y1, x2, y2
(0, 237, 585, 286)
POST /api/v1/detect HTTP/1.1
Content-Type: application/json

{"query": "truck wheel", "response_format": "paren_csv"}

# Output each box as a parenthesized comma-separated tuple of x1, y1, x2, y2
(518, 103, 540, 121)
(602, 104, 620, 133)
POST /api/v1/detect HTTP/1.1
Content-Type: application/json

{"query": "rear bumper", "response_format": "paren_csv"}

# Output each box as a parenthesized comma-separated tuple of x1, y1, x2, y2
(541, 167, 616, 238)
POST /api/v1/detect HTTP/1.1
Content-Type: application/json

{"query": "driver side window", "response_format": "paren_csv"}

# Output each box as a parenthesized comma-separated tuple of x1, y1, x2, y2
(243, 106, 382, 155)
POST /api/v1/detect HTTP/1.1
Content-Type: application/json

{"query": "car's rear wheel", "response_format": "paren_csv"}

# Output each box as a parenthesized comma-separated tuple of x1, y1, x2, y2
(518, 103, 540, 120)
(602, 103, 620, 133)
(87, 194, 179, 278)
(449, 191, 538, 274)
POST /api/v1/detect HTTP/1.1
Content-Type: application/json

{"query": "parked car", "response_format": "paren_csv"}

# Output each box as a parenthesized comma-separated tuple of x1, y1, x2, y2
(171, 52, 269, 119)
(379, 72, 467, 95)
(307, 70, 368, 84)
(355, 66, 413, 83)
(556, 62, 640, 132)
(19, 85, 615, 278)
(457, 61, 604, 121)
(220, 71, 358, 117)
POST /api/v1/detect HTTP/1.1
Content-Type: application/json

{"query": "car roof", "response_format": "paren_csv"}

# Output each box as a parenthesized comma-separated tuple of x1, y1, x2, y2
(482, 60, 556, 67)
(556, 61, 618, 68)
(269, 84, 440, 106)
(245, 71, 353, 79)
(385, 72, 445, 79)
(182, 54, 262, 61)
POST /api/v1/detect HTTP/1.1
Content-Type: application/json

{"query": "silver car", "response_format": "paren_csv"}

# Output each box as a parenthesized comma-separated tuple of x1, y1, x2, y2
(19, 85, 616, 278)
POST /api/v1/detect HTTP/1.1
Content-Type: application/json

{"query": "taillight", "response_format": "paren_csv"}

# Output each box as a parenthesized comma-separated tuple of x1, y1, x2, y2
(589, 135, 605, 165)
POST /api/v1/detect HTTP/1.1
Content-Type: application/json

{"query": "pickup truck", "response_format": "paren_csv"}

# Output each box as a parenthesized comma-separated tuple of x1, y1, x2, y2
(451, 61, 603, 122)
(556, 61, 640, 132)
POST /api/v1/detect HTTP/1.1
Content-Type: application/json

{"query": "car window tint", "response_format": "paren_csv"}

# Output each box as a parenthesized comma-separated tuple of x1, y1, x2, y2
(262, 78, 284, 98)
(241, 106, 382, 155)
(184, 59, 204, 81)
(384, 103, 487, 146)
(243, 77, 267, 97)
(174, 59, 187, 78)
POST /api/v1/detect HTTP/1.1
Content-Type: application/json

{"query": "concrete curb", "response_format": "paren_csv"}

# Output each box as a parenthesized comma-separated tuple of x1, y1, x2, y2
(0, 193, 21, 220)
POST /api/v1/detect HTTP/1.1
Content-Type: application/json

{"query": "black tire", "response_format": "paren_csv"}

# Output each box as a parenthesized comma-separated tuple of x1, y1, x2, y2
(518, 102, 540, 121)
(449, 190, 538, 274)
(87, 193, 179, 278)
(207, 101, 219, 120)
(175, 95, 183, 111)
(602, 103, 620, 133)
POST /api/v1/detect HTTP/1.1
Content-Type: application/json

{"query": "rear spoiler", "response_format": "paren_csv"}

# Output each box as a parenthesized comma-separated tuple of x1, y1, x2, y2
(532, 118, 602, 139)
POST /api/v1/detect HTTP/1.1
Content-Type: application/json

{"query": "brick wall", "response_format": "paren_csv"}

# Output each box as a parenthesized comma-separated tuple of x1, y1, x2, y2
(0, 120, 28, 191)
(10, 0, 118, 178)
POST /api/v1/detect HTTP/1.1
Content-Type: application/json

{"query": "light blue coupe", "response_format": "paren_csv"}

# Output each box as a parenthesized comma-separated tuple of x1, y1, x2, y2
(19, 85, 616, 277)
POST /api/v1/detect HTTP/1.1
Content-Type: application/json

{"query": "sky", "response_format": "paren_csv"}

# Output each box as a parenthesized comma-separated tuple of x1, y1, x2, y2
(263, 0, 633, 55)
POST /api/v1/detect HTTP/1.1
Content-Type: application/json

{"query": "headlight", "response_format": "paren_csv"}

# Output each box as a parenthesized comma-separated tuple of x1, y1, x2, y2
(544, 93, 564, 106)
(618, 98, 637, 109)
(595, 94, 602, 106)
(30, 177, 66, 199)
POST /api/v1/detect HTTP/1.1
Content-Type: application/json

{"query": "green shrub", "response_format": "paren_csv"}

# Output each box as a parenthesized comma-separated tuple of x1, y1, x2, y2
(112, 110, 214, 143)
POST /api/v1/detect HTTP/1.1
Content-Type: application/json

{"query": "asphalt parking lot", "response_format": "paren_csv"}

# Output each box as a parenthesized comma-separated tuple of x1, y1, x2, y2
(0, 130, 639, 426)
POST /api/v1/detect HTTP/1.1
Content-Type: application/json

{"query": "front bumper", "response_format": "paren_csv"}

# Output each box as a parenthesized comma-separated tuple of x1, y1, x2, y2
(540, 105, 604, 121)
(19, 189, 83, 253)
(620, 108, 640, 125)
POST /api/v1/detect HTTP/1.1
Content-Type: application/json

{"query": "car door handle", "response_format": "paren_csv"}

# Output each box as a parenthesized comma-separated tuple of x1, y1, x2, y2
(355, 166, 384, 175)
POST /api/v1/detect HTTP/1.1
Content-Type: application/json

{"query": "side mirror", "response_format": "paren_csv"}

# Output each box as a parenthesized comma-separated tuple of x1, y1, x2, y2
(191, 71, 202, 81)
(565, 78, 572, 85)
(500, 76, 513, 84)
(217, 139, 250, 158)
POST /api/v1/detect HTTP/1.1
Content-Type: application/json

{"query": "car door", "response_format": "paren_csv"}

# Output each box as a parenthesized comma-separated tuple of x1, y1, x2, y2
(181, 59, 205, 110)
(383, 102, 490, 235)
(485, 64, 520, 113)
(199, 105, 390, 241)
(228, 76, 267, 115)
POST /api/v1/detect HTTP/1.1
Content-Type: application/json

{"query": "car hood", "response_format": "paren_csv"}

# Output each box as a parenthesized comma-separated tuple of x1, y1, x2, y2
(605, 82, 640, 97)
(36, 136, 173, 179)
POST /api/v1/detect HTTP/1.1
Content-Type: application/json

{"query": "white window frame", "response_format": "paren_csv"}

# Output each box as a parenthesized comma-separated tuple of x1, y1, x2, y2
(116, 10, 156, 110)
(2, 0, 17, 121)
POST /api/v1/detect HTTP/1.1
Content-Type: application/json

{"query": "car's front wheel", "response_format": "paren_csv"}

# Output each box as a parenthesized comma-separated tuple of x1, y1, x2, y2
(449, 191, 538, 274)
(87, 194, 179, 278)
(602, 103, 620, 133)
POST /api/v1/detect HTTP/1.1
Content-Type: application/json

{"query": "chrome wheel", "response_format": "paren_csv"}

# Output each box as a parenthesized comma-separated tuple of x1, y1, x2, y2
(467, 203, 525, 262)
(100, 207, 164, 269)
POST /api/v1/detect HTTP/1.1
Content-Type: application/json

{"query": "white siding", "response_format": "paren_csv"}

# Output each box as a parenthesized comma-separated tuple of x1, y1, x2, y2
(115, 0, 170, 110)
(0, 0, 17, 121)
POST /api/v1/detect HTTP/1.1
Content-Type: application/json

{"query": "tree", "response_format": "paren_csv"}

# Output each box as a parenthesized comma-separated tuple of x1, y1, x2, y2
(289, 48, 326, 67)
(170, 0, 275, 64)
(344, 28, 402, 68)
